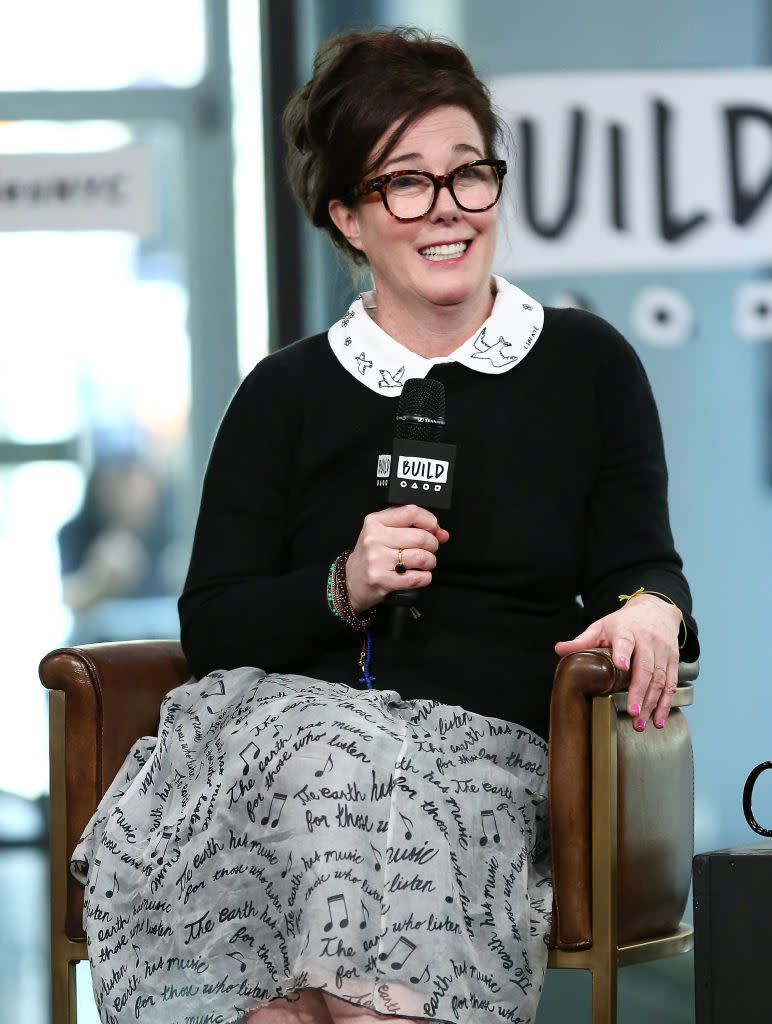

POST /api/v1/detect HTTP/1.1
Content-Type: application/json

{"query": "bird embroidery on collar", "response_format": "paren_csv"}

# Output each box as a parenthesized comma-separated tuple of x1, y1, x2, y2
(470, 327, 518, 367)
(356, 352, 373, 375)
(378, 366, 406, 390)
(327, 277, 544, 395)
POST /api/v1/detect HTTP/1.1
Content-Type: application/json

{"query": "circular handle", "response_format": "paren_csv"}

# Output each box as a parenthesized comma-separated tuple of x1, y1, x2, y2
(743, 762, 772, 837)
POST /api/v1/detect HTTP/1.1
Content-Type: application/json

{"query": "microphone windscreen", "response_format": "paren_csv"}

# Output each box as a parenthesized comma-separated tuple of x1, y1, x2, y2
(395, 379, 446, 442)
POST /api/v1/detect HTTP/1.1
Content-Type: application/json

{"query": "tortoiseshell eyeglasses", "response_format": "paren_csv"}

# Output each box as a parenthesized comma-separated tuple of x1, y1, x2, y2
(354, 159, 507, 222)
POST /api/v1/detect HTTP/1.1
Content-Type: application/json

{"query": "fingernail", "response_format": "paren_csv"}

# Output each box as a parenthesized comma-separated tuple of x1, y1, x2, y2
(655, 718, 665, 729)
(630, 704, 640, 716)
(619, 657, 629, 669)
(634, 718, 646, 732)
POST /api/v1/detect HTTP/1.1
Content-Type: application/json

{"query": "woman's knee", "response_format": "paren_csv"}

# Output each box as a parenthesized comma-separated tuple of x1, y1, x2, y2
(244, 987, 333, 1024)
(321, 992, 424, 1024)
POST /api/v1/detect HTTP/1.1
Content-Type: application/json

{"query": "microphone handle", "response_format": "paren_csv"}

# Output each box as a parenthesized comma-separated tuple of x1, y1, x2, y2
(383, 589, 421, 641)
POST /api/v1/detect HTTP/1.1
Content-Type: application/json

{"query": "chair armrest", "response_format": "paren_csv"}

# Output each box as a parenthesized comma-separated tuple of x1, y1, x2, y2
(549, 649, 621, 948)
(548, 648, 697, 950)
(39, 639, 189, 794)
(678, 659, 699, 684)
(39, 639, 189, 939)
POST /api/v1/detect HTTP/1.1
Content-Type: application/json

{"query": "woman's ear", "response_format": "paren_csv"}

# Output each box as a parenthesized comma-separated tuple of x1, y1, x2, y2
(329, 199, 365, 253)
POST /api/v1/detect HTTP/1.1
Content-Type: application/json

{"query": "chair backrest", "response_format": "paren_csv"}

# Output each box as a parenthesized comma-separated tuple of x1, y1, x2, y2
(40, 640, 189, 938)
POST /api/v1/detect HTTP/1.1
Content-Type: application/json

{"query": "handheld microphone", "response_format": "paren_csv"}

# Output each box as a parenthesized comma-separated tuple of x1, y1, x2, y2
(387, 378, 456, 507)
(395, 377, 447, 443)
(385, 378, 456, 639)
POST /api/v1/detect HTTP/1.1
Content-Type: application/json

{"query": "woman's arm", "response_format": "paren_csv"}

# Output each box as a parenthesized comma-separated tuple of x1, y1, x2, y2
(555, 320, 699, 728)
(179, 350, 451, 679)
(178, 359, 350, 678)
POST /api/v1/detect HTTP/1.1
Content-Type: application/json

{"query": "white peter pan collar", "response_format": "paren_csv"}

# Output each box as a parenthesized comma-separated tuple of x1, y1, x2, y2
(327, 275, 544, 396)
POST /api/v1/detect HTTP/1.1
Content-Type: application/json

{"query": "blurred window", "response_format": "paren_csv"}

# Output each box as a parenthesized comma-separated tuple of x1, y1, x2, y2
(0, 120, 191, 800)
(0, 0, 206, 91)
(0, 9, 243, 1021)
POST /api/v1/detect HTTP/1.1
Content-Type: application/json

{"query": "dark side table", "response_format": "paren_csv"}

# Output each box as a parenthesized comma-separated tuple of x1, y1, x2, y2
(693, 841, 772, 1023)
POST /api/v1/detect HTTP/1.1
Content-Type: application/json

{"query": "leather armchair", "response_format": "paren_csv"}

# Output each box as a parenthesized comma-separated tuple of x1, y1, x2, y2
(39, 641, 697, 1024)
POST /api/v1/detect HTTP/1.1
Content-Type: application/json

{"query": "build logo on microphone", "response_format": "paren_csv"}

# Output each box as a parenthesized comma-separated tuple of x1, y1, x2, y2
(384, 439, 456, 509)
(376, 454, 391, 487)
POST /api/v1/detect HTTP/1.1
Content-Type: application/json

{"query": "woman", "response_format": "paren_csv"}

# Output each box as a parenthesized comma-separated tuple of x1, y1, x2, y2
(72, 27, 698, 1024)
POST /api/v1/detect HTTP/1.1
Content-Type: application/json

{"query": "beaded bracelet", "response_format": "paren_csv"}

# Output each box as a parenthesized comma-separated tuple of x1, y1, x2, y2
(326, 550, 376, 632)
(618, 586, 687, 649)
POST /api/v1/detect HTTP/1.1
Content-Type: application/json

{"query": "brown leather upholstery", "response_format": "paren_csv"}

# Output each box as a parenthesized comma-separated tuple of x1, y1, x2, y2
(548, 650, 623, 948)
(616, 706, 693, 944)
(548, 648, 693, 950)
(39, 640, 189, 939)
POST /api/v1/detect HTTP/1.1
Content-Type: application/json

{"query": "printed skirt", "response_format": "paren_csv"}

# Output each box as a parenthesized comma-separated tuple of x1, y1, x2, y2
(72, 668, 552, 1024)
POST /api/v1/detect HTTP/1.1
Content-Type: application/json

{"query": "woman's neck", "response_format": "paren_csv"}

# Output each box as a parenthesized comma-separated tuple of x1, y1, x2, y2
(369, 281, 496, 358)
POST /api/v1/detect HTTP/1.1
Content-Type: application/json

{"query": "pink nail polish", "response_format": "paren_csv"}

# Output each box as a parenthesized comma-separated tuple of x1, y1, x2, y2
(655, 718, 665, 729)
(630, 704, 640, 716)
(619, 657, 629, 669)
(634, 718, 646, 732)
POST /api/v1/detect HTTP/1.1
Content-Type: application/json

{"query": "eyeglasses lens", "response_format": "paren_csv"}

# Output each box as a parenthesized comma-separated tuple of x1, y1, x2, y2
(385, 164, 500, 219)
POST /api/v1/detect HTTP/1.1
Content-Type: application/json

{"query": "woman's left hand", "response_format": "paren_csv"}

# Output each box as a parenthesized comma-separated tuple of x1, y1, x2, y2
(554, 593, 682, 731)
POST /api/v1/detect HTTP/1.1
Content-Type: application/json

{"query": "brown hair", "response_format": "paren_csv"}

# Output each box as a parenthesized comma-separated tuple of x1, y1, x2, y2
(282, 26, 506, 266)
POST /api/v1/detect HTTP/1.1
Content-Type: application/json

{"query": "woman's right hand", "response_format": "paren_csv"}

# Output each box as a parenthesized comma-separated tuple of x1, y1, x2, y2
(345, 505, 450, 614)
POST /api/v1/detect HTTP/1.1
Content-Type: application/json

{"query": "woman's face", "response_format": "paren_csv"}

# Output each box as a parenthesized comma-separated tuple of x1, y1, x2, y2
(330, 105, 499, 322)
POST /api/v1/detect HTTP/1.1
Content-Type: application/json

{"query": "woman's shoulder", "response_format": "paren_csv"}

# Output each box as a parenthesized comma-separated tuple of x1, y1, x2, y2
(540, 305, 645, 376)
(214, 332, 335, 434)
(542, 305, 628, 349)
(241, 331, 335, 388)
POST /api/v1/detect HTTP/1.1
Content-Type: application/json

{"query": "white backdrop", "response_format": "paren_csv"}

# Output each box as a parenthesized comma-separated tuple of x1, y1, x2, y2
(490, 68, 772, 274)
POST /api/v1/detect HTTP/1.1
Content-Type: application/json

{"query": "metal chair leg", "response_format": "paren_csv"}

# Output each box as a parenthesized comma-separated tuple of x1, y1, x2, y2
(48, 690, 84, 1024)
(51, 946, 78, 1024)
(590, 961, 617, 1024)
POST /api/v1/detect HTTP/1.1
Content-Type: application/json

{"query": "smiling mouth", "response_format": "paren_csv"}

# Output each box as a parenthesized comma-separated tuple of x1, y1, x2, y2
(418, 241, 470, 261)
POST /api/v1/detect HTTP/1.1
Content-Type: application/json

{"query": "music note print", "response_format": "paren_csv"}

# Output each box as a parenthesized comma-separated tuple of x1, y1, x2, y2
(260, 792, 287, 828)
(410, 964, 430, 985)
(370, 843, 382, 871)
(89, 857, 102, 895)
(132, 944, 141, 968)
(314, 753, 333, 778)
(479, 809, 500, 846)
(379, 936, 416, 970)
(228, 950, 247, 973)
(281, 851, 293, 878)
(200, 679, 225, 713)
(399, 812, 413, 840)
(105, 872, 120, 898)
(151, 825, 174, 864)
(323, 894, 349, 932)
(239, 741, 260, 776)
(246, 677, 263, 701)
(359, 899, 369, 930)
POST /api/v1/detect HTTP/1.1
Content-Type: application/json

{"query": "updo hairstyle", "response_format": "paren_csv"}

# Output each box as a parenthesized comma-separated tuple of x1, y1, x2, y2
(282, 26, 506, 266)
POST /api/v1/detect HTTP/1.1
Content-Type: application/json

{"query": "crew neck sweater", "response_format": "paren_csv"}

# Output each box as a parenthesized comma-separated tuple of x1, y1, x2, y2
(179, 305, 698, 740)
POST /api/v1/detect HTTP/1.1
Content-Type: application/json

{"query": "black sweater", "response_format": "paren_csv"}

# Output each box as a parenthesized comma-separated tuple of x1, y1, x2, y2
(179, 306, 698, 739)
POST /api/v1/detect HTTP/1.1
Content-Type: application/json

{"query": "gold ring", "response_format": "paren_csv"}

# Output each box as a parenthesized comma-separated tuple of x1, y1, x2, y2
(395, 549, 407, 575)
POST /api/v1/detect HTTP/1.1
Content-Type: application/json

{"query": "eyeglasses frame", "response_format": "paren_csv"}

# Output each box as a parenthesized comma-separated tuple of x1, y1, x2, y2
(354, 158, 508, 222)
